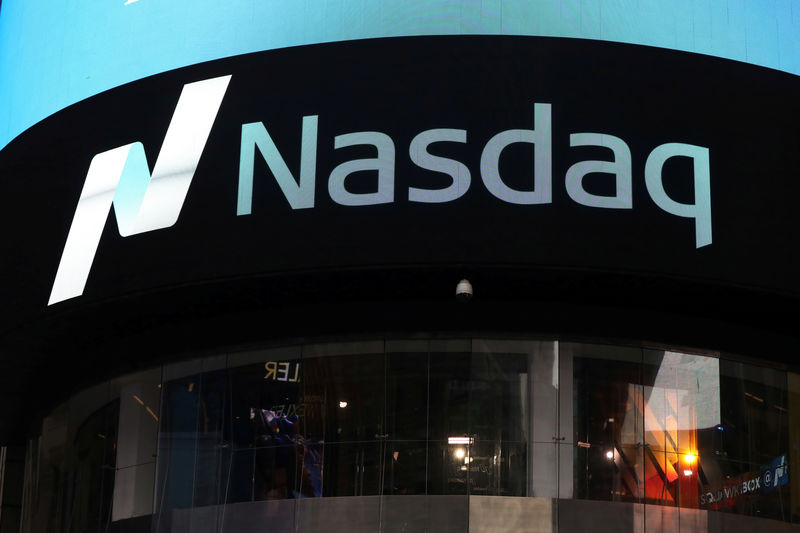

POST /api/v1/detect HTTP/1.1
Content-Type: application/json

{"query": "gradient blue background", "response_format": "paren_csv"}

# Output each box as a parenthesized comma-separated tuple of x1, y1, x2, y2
(1, 0, 799, 151)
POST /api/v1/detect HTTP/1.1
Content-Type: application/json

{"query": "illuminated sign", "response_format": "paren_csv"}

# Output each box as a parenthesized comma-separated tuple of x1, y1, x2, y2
(238, 104, 710, 246)
(48, 76, 711, 306)
(48, 76, 231, 305)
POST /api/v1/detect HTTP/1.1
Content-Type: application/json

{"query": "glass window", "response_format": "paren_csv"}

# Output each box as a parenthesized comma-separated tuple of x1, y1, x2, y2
(111, 367, 162, 522)
(428, 340, 530, 496)
(302, 343, 385, 497)
(642, 349, 720, 510)
(68, 399, 119, 532)
(570, 343, 644, 504)
(384, 341, 429, 495)
(228, 346, 303, 501)
(700, 359, 790, 521)
(19, 337, 800, 533)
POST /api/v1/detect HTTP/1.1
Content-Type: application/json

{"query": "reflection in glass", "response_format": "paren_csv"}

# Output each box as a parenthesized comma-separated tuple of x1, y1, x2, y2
(642, 350, 720, 509)
(302, 352, 384, 444)
(570, 343, 792, 524)
(384, 441, 427, 495)
(230, 355, 309, 500)
(697, 359, 790, 521)
(428, 347, 529, 496)
(572, 344, 643, 503)
(68, 400, 119, 532)
(386, 351, 428, 442)
(193, 368, 228, 507)
(155, 372, 201, 511)
(112, 368, 161, 522)
(18, 338, 800, 532)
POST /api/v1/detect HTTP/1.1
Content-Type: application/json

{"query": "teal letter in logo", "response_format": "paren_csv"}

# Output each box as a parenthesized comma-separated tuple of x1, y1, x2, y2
(48, 75, 232, 305)
(237, 116, 318, 215)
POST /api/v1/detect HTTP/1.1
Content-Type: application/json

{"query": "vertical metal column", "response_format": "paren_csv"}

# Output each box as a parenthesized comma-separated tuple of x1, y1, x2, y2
(529, 341, 562, 499)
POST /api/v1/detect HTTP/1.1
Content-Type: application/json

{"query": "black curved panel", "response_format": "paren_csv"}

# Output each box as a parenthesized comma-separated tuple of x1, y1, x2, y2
(1, 36, 798, 317)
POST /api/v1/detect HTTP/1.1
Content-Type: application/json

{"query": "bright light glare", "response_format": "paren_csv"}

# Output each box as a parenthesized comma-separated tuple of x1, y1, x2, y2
(448, 436, 473, 445)
(683, 469, 693, 476)
(338, 401, 348, 408)
(684, 453, 697, 464)
(455, 448, 465, 459)
(605, 450, 614, 460)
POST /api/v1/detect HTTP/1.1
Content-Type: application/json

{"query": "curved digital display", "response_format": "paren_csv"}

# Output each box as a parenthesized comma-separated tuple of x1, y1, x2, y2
(1, 0, 800, 151)
(1, 35, 799, 320)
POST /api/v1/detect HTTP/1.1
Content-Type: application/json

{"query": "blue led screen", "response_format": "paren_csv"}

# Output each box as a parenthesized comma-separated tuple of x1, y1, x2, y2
(1, 0, 799, 151)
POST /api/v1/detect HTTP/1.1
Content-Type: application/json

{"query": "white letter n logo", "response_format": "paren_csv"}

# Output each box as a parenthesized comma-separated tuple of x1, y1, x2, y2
(48, 75, 232, 305)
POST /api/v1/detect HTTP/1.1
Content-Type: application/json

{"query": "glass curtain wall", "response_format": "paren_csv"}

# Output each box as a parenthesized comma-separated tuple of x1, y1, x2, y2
(17, 338, 797, 533)
(20, 368, 161, 533)
(565, 343, 791, 530)
(151, 340, 535, 521)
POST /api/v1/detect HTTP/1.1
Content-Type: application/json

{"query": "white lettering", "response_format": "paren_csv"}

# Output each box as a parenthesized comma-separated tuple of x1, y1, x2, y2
(329, 131, 395, 206)
(409, 128, 470, 203)
(480, 103, 552, 204)
(566, 133, 632, 209)
(644, 142, 712, 248)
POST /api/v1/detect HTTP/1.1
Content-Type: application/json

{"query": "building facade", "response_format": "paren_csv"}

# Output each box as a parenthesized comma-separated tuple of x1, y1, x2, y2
(1, 2, 800, 532)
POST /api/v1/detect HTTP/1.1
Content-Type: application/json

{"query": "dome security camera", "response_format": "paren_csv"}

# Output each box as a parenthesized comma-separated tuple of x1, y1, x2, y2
(455, 279, 473, 303)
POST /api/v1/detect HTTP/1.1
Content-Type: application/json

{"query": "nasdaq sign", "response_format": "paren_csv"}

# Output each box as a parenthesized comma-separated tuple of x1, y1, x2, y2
(49, 71, 712, 305)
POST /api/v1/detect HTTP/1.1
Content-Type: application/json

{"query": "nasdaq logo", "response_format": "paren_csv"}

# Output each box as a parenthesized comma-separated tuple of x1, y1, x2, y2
(48, 75, 231, 305)
(238, 104, 711, 247)
(50, 76, 712, 306)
